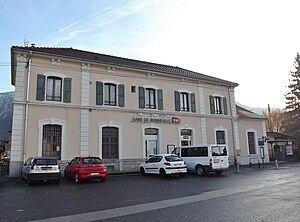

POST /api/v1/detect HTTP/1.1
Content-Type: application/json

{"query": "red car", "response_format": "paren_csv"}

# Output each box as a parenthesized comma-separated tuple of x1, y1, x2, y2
(64, 156, 106, 183)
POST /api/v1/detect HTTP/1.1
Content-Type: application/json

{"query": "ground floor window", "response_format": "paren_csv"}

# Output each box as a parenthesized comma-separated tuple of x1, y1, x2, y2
(102, 127, 119, 159)
(247, 132, 256, 154)
(42, 124, 62, 159)
(216, 130, 226, 144)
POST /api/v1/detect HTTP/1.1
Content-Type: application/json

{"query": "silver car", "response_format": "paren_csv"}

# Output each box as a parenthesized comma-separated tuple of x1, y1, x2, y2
(21, 157, 61, 185)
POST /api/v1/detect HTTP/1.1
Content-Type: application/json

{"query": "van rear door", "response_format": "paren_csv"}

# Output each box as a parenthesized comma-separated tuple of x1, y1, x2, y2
(211, 145, 229, 170)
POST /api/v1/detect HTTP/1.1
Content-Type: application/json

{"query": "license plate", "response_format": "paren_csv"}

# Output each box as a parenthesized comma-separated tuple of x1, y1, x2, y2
(90, 173, 100, 176)
(213, 159, 220, 163)
(42, 167, 52, 170)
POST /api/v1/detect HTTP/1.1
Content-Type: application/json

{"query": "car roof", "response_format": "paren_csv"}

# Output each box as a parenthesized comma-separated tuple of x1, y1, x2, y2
(152, 154, 178, 157)
(29, 156, 57, 159)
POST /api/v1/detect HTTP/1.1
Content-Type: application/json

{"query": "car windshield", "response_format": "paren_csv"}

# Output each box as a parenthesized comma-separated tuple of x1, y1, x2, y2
(82, 157, 103, 164)
(35, 159, 57, 165)
(164, 155, 183, 162)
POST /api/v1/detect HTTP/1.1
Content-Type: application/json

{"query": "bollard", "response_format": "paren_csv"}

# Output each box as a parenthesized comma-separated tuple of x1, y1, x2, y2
(275, 159, 279, 170)
(236, 161, 240, 173)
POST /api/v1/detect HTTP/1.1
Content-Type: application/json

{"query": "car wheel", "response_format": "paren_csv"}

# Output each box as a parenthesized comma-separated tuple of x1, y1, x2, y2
(64, 170, 68, 179)
(140, 167, 145, 176)
(74, 173, 80, 183)
(159, 169, 166, 178)
(196, 165, 205, 176)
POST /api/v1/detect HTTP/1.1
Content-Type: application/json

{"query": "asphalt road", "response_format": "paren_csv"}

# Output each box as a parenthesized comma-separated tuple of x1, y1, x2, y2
(0, 162, 300, 222)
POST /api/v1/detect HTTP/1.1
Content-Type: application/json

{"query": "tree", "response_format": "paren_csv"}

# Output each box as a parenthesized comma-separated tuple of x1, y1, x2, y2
(285, 53, 300, 111)
(262, 105, 284, 133)
(283, 53, 300, 147)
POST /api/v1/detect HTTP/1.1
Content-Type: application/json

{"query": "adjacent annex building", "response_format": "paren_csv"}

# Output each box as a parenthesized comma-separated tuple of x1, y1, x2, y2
(9, 46, 269, 176)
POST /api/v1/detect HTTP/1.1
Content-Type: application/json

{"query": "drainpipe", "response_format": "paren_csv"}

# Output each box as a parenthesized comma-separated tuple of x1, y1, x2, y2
(23, 54, 32, 161)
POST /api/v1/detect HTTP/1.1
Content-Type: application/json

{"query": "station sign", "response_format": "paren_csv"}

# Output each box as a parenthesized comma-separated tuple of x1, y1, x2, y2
(131, 116, 181, 124)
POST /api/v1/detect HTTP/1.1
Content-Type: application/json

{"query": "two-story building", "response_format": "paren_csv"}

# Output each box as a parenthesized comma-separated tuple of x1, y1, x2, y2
(9, 46, 269, 176)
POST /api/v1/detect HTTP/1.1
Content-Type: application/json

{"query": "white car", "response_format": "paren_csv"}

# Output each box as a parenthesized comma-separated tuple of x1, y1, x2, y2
(139, 154, 187, 178)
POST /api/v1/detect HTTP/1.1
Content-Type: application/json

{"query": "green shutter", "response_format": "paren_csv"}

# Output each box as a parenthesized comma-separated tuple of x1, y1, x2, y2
(209, 95, 215, 114)
(191, 93, 196, 113)
(118, 84, 125, 107)
(96, 81, 103, 105)
(138, 87, 145, 109)
(223, 97, 228, 115)
(174, 91, 180, 111)
(36, 74, 45, 101)
(157, 89, 163, 110)
(63, 78, 72, 103)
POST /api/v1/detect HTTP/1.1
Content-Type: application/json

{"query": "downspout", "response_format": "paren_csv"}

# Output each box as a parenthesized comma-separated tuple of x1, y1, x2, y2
(228, 87, 237, 165)
(23, 53, 32, 160)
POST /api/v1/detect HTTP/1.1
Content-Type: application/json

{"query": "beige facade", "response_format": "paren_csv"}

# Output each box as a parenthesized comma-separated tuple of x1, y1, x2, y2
(9, 46, 268, 176)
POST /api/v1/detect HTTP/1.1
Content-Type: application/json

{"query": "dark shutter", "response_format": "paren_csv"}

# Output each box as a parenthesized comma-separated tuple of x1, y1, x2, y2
(96, 81, 103, 105)
(157, 89, 163, 110)
(118, 84, 125, 107)
(209, 95, 215, 114)
(63, 78, 72, 103)
(223, 97, 228, 115)
(36, 74, 45, 101)
(174, 91, 180, 111)
(191, 93, 196, 113)
(138, 87, 145, 109)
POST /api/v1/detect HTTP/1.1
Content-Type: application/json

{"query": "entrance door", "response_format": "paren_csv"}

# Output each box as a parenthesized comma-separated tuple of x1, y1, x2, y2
(146, 139, 157, 157)
(144, 128, 158, 157)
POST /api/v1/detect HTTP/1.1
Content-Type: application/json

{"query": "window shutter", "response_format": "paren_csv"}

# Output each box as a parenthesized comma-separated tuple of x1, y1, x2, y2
(209, 95, 215, 114)
(223, 97, 228, 115)
(63, 78, 72, 103)
(138, 87, 145, 109)
(190, 93, 196, 113)
(118, 84, 125, 107)
(96, 81, 103, 105)
(36, 74, 45, 101)
(174, 91, 180, 111)
(157, 89, 163, 110)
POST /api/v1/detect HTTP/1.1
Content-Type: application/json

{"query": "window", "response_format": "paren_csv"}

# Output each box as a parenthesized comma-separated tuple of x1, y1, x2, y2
(104, 83, 117, 106)
(180, 92, 189, 111)
(36, 74, 72, 103)
(145, 88, 156, 109)
(181, 147, 208, 157)
(211, 146, 227, 156)
(102, 127, 119, 159)
(139, 87, 163, 110)
(247, 132, 256, 154)
(96, 81, 124, 107)
(174, 91, 196, 112)
(42, 124, 62, 160)
(216, 130, 226, 144)
(209, 95, 228, 115)
(46, 77, 62, 101)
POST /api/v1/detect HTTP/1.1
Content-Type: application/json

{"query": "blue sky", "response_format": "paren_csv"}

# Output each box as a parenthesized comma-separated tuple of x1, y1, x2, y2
(1, 0, 300, 109)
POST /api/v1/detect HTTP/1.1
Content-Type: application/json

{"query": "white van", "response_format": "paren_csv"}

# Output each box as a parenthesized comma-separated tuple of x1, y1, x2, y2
(172, 145, 229, 175)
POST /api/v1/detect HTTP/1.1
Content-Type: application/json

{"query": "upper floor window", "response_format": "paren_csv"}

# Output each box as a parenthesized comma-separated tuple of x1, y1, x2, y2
(145, 88, 156, 109)
(139, 87, 163, 110)
(209, 95, 228, 115)
(174, 91, 196, 112)
(46, 77, 62, 101)
(36, 74, 72, 103)
(104, 83, 117, 106)
(96, 81, 124, 107)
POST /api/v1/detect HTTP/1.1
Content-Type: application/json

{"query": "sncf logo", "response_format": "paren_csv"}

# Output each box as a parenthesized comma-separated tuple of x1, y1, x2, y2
(172, 117, 181, 124)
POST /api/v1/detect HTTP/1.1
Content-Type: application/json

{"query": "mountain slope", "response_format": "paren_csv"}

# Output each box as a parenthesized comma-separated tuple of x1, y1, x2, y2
(0, 92, 13, 141)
